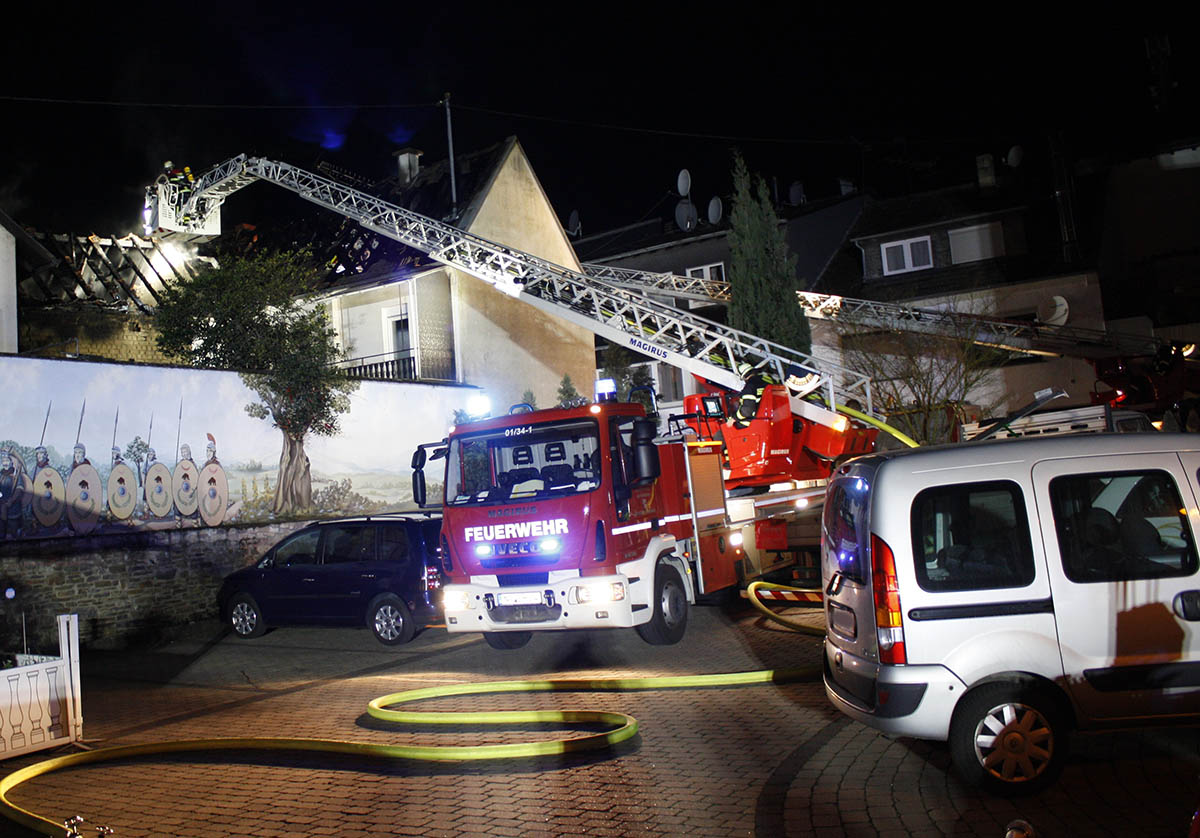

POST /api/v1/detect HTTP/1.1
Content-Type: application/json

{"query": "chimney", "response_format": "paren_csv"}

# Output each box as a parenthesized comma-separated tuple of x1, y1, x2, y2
(394, 148, 423, 186)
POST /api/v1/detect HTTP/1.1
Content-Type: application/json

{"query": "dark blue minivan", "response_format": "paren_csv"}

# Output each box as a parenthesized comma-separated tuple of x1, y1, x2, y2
(217, 514, 443, 645)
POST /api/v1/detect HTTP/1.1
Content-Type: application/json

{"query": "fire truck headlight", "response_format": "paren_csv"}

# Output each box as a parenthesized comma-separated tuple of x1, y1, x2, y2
(729, 531, 744, 547)
(832, 415, 849, 433)
(474, 544, 494, 557)
(443, 590, 473, 611)
(575, 582, 625, 604)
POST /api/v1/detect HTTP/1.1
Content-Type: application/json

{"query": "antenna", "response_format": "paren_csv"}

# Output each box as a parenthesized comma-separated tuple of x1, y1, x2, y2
(674, 199, 698, 232)
(707, 196, 723, 225)
(676, 168, 691, 197)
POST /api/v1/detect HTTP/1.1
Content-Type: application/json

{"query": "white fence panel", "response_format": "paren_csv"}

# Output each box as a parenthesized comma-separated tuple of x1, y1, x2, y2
(0, 615, 82, 759)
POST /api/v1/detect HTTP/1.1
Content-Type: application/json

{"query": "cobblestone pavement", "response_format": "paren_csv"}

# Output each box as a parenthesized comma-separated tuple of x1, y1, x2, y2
(2, 602, 1197, 837)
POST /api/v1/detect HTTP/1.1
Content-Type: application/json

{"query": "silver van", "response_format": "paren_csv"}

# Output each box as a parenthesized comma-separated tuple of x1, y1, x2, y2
(821, 433, 1200, 793)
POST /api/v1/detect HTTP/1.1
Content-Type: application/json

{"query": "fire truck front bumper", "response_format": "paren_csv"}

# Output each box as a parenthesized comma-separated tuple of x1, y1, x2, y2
(441, 574, 639, 633)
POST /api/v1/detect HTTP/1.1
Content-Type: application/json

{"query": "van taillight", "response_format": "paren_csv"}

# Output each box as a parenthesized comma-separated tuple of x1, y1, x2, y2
(870, 533, 906, 664)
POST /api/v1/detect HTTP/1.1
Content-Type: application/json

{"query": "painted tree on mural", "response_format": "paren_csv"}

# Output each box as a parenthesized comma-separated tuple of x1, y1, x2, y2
(154, 249, 358, 515)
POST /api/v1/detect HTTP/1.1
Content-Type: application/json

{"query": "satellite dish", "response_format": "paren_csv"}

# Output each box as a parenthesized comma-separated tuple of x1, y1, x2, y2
(674, 199, 698, 232)
(707, 196, 723, 225)
(1036, 295, 1070, 327)
(567, 209, 581, 236)
(1005, 145, 1024, 168)
(676, 168, 692, 197)
(788, 181, 807, 205)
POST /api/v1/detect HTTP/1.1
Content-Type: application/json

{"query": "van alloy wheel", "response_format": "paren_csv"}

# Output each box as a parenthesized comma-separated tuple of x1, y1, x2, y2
(229, 593, 265, 639)
(368, 594, 415, 645)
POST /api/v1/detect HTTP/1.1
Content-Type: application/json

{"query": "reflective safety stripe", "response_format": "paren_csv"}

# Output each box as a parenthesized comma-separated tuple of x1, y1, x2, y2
(610, 508, 724, 535)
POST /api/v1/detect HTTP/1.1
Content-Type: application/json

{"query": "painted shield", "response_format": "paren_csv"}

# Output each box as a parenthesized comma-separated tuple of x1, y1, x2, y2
(66, 463, 102, 534)
(144, 462, 173, 518)
(32, 467, 65, 528)
(107, 462, 138, 520)
(198, 462, 229, 527)
(172, 460, 199, 516)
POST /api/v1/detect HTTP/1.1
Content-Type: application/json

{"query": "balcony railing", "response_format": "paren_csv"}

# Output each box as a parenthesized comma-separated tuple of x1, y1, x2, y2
(335, 352, 417, 382)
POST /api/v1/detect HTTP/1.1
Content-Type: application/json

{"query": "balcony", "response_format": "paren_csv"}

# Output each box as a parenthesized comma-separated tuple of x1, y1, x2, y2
(335, 352, 417, 382)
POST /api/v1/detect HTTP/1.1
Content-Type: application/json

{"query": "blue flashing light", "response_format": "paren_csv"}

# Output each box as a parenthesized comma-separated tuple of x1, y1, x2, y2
(595, 378, 618, 402)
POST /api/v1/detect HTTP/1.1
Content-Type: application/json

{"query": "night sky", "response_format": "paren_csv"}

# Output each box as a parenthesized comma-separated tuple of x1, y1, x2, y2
(2, 11, 1196, 237)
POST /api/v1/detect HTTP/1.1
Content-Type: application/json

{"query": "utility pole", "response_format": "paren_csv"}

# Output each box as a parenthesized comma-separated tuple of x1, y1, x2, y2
(443, 92, 458, 215)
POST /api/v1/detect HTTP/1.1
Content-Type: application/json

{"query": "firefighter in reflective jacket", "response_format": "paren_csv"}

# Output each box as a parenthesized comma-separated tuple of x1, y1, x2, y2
(731, 361, 768, 428)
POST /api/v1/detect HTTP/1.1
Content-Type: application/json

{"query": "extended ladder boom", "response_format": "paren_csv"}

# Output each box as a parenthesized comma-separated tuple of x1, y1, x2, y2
(797, 291, 1168, 359)
(150, 155, 876, 413)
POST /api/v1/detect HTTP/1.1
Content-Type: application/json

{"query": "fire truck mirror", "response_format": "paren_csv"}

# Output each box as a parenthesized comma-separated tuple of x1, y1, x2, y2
(412, 468, 427, 507)
(411, 448, 427, 470)
(632, 418, 661, 485)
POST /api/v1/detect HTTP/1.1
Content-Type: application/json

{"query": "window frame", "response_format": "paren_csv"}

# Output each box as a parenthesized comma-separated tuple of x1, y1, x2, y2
(909, 479, 1036, 593)
(880, 235, 934, 276)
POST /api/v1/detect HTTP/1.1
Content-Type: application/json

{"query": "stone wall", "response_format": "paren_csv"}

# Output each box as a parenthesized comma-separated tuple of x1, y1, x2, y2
(19, 308, 169, 364)
(0, 520, 308, 651)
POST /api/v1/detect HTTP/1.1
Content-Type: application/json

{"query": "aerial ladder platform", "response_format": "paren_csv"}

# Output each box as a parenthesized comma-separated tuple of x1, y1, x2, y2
(145, 155, 885, 483)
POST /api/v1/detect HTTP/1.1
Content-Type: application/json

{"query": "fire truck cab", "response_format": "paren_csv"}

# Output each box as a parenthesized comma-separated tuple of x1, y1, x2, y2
(413, 396, 733, 650)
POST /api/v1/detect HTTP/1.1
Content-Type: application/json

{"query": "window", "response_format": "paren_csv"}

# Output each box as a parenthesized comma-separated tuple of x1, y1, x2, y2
(380, 526, 411, 564)
(686, 262, 725, 283)
(272, 529, 320, 566)
(823, 478, 872, 584)
(910, 481, 1035, 592)
(323, 525, 376, 564)
(949, 222, 1005, 265)
(880, 236, 933, 276)
(1050, 470, 1197, 583)
(685, 263, 725, 310)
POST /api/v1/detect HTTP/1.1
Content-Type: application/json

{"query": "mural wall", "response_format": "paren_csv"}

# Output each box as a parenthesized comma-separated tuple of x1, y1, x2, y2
(0, 356, 468, 541)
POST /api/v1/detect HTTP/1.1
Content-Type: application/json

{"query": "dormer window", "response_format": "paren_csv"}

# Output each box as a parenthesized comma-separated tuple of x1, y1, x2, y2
(881, 236, 933, 276)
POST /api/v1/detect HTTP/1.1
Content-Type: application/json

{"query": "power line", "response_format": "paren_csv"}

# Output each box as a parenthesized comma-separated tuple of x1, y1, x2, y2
(0, 95, 436, 111)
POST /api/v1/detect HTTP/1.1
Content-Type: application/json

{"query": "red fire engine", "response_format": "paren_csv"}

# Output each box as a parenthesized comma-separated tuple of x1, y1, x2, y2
(411, 390, 746, 649)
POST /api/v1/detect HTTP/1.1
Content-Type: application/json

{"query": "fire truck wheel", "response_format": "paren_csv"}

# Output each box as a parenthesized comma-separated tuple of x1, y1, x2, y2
(636, 564, 688, 645)
(483, 631, 532, 650)
(368, 594, 415, 645)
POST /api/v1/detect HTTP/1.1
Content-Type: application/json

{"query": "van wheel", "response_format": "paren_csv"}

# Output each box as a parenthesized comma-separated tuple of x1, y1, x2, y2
(636, 564, 688, 645)
(949, 682, 1068, 795)
(483, 631, 531, 650)
(368, 594, 415, 645)
(228, 593, 266, 639)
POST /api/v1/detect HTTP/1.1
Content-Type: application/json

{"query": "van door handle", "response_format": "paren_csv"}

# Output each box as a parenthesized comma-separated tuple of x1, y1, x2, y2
(826, 571, 844, 596)
(1173, 590, 1200, 621)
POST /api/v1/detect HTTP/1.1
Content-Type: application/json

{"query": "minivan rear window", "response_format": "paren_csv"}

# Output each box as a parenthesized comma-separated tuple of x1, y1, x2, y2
(910, 480, 1035, 592)
(823, 477, 871, 583)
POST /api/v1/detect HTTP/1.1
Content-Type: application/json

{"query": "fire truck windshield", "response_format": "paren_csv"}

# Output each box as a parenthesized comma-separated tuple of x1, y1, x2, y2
(445, 419, 602, 506)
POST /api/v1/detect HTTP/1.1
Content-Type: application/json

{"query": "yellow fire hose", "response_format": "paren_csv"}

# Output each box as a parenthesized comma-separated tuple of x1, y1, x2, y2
(1, 663, 821, 836)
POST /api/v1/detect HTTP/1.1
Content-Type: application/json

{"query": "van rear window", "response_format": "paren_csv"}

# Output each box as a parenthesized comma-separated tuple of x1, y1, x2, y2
(910, 480, 1035, 592)
(823, 478, 871, 583)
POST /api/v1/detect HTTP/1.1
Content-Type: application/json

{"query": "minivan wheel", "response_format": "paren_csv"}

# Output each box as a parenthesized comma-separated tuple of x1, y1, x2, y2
(949, 682, 1068, 795)
(229, 593, 266, 639)
(635, 563, 688, 646)
(368, 594, 415, 646)
(483, 631, 531, 650)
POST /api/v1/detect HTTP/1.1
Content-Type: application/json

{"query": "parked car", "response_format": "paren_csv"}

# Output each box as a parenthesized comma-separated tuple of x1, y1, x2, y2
(821, 433, 1200, 794)
(217, 514, 444, 645)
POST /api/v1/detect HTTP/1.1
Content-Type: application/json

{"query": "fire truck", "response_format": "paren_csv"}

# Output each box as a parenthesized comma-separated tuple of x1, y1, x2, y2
(409, 388, 745, 648)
